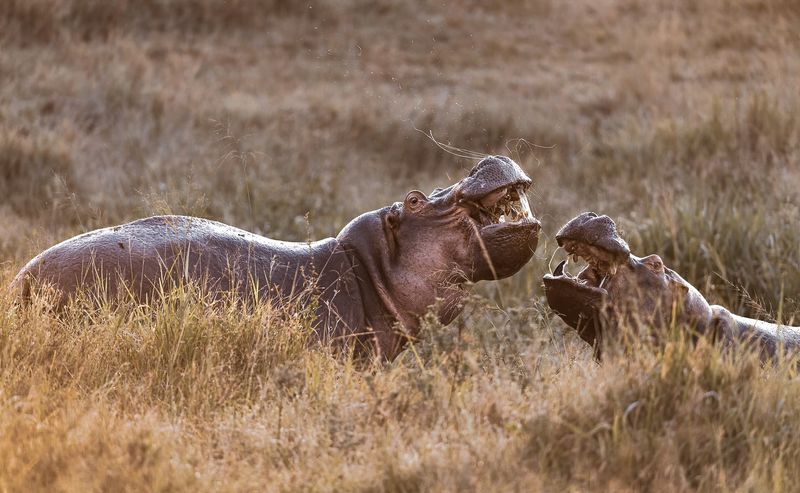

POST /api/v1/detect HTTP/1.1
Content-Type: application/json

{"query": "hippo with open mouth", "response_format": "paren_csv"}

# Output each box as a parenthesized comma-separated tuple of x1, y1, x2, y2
(12, 156, 540, 361)
(543, 212, 799, 359)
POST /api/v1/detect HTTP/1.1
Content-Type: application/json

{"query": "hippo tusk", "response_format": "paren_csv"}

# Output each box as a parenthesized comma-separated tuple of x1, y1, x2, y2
(516, 185, 533, 218)
(554, 259, 567, 277)
(547, 246, 564, 275)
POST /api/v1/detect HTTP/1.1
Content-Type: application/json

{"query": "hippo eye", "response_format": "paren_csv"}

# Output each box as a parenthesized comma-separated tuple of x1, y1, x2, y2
(404, 190, 427, 210)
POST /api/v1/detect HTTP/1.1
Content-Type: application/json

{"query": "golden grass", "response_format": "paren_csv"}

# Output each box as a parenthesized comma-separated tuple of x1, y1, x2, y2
(4, 279, 800, 491)
(1, 0, 800, 490)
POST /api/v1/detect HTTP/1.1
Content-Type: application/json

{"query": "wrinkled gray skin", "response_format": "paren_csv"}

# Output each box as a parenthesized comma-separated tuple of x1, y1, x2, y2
(543, 212, 800, 360)
(12, 156, 540, 361)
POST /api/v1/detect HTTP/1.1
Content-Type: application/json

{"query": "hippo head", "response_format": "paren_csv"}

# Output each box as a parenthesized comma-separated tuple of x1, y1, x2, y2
(339, 155, 540, 336)
(542, 212, 712, 355)
(423, 155, 541, 282)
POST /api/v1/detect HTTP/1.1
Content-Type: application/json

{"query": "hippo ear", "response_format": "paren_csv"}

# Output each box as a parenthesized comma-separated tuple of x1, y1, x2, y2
(642, 254, 664, 273)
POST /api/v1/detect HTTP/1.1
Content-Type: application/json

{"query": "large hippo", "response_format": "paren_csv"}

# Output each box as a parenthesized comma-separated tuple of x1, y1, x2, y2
(542, 212, 799, 360)
(12, 156, 540, 361)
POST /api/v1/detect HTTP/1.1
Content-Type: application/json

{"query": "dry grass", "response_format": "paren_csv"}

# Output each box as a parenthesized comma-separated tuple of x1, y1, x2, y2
(1, 0, 799, 490)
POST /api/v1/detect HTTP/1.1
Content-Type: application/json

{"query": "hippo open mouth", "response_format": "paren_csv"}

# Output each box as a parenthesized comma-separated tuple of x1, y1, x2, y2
(464, 183, 534, 227)
(442, 155, 540, 281)
(542, 212, 630, 339)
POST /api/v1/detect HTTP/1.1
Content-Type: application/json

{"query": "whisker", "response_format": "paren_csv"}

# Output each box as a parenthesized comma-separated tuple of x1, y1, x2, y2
(412, 127, 488, 160)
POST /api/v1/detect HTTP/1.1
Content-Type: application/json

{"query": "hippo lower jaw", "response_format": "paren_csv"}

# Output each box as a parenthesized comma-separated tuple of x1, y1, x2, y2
(470, 217, 541, 281)
(542, 254, 610, 349)
(544, 258, 608, 303)
(542, 247, 619, 305)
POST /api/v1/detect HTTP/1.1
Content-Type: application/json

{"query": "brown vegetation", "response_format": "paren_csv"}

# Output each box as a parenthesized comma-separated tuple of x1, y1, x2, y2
(1, 0, 799, 490)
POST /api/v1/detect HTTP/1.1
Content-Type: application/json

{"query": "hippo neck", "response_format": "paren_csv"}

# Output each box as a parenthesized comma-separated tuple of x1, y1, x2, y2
(335, 210, 465, 360)
(342, 249, 401, 359)
(339, 241, 466, 360)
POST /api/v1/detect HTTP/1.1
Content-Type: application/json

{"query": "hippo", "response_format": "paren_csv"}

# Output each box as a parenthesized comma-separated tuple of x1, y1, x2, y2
(542, 212, 799, 360)
(12, 156, 541, 361)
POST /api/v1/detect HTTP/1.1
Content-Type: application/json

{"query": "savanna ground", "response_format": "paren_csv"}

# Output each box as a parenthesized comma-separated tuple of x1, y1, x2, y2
(1, 0, 800, 491)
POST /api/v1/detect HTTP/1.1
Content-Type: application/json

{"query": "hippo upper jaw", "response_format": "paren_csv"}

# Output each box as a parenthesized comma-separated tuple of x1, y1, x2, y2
(555, 212, 630, 273)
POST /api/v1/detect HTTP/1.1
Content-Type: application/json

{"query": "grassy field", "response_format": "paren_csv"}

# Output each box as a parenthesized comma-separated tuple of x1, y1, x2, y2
(1, 0, 800, 490)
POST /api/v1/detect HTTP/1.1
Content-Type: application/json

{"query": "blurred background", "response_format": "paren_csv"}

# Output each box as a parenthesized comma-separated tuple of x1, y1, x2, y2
(3, 3, 800, 490)
(2, 0, 799, 317)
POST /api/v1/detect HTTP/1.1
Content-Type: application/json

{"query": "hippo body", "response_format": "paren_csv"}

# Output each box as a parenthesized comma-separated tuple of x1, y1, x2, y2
(14, 215, 368, 348)
(711, 306, 800, 358)
(14, 156, 541, 361)
(543, 212, 799, 360)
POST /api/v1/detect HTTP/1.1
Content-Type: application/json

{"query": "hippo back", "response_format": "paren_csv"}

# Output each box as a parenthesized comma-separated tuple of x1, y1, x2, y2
(711, 305, 800, 359)
(13, 215, 368, 348)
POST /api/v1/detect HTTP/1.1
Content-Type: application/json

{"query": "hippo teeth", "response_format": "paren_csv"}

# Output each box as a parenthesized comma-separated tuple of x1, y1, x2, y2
(554, 256, 585, 281)
(469, 184, 534, 226)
